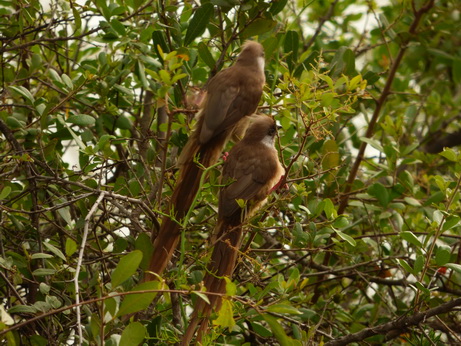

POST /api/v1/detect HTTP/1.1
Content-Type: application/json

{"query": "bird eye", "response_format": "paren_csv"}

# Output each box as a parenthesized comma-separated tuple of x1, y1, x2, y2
(268, 126, 277, 136)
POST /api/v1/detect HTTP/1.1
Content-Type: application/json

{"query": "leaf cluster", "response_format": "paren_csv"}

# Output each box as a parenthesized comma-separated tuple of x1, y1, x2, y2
(1, 0, 461, 345)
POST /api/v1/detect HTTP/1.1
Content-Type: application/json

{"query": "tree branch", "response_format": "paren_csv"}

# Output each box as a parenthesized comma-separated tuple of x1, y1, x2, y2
(325, 298, 461, 346)
(338, 0, 436, 214)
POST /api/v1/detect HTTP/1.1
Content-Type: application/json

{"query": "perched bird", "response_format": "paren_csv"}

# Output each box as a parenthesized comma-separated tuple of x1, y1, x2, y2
(145, 41, 266, 279)
(182, 115, 285, 345)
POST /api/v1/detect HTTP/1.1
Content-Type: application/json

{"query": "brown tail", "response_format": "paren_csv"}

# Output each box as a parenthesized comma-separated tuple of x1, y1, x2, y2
(181, 221, 243, 345)
(145, 126, 230, 279)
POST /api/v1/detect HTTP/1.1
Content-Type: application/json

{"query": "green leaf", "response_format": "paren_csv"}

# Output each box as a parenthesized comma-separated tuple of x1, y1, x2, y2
(363, 70, 380, 84)
(72, 6, 82, 30)
(212, 299, 235, 330)
(424, 191, 445, 206)
(6, 116, 24, 129)
(57, 206, 72, 226)
(32, 268, 56, 276)
(8, 305, 37, 314)
(98, 134, 115, 150)
(197, 42, 216, 69)
(427, 48, 456, 60)
(435, 245, 451, 266)
(446, 263, 461, 274)
(443, 215, 460, 231)
(9, 86, 35, 104)
(439, 148, 458, 162)
(284, 30, 299, 72)
(360, 137, 384, 152)
(184, 3, 214, 46)
(322, 139, 339, 170)
(266, 303, 302, 315)
(330, 47, 356, 77)
(224, 277, 237, 296)
(241, 19, 277, 39)
(400, 231, 422, 249)
(43, 242, 66, 261)
(250, 322, 272, 337)
(367, 182, 390, 207)
(67, 114, 96, 126)
(292, 222, 308, 246)
(39, 282, 50, 295)
(320, 92, 335, 106)
(413, 254, 424, 274)
(137, 61, 148, 88)
(334, 230, 356, 247)
(105, 298, 117, 318)
(269, 0, 288, 15)
(65, 238, 78, 257)
(192, 291, 210, 305)
(158, 69, 171, 84)
(413, 281, 430, 295)
(432, 210, 444, 224)
(0, 186, 11, 200)
(319, 74, 334, 89)
(236, 199, 246, 208)
(120, 322, 146, 346)
(333, 216, 349, 228)
(404, 197, 421, 207)
(152, 30, 169, 60)
(323, 198, 336, 219)
(110, 18, 126, 36)
(135, 233, 153, 270)
(398, 259, 414, 275)
(111, 250, 143, 288)
(115, 115, 132, 130)
(171, 72, 188, 83)
(48, 68, 63, 84)
(61, 74, 73, 90)
(117, 281, 160, 316)
(263, 314, 300, 346)
(348, 74, 362, 91)
(31, 253, 54, 260)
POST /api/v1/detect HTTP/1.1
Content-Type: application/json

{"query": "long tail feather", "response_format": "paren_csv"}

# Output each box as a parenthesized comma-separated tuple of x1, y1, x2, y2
(182, 221, 243, 345)
(145, 125, 230, 279)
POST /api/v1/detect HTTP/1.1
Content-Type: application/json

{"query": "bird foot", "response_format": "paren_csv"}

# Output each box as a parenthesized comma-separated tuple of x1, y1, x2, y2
(270, 175, 288, 193)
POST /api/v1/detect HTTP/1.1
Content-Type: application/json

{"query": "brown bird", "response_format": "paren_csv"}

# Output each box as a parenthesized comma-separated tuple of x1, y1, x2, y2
(145, 41, 266, 279)
(182, 115, 285, 345)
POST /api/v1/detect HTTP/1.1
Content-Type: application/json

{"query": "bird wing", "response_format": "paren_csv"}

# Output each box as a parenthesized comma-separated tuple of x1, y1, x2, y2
(200, 69, 240, 144)
(200, 67, 263, 144)
(219, 145, 276, 219)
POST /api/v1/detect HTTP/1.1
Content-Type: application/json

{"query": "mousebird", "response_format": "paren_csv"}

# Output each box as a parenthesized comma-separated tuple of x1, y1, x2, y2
(182, 115, 285, 345)
(146, 41, 266, 279)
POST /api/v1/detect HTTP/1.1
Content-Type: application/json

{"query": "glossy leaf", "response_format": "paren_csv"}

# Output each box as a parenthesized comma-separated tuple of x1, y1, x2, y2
(120, 322, 146, 346)
(435, 245, 451, 266)
(184, 4, 214, 46)
(111, 250, 143, 288)
(213, 299, 235, 330)
(117, 281, 160, 317)
(67, 114, 96, 126)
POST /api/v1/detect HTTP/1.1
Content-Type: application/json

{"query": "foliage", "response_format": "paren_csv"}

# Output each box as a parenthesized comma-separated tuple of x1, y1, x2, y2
(1, 0, 461, 344)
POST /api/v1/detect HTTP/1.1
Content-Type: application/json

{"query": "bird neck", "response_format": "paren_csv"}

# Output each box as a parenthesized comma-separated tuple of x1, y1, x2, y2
(260, 135, 275, 148)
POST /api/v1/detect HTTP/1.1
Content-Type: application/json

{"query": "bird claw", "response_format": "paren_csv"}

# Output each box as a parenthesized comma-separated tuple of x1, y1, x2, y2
(270, 175, 288, 193)
(222, 152, 229, 161)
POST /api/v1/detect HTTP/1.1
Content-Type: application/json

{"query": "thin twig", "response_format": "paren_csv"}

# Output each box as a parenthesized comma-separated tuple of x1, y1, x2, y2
(74, 191, 105, 345)
(338, 0, 436, 214)
(325, 298, 461, 346)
